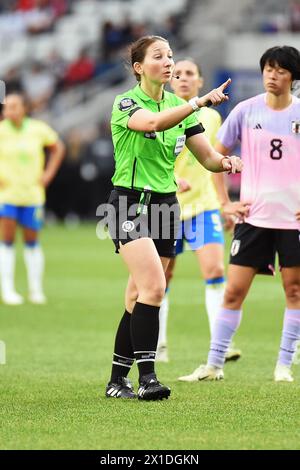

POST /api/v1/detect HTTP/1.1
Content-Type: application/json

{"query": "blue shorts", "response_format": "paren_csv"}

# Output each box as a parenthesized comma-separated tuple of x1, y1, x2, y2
(176, 209, 224, 255)
(0, 204, 44, 231)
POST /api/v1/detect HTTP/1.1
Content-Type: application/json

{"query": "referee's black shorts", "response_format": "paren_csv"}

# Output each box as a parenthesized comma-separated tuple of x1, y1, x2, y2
(229, 222, 300, 274)
(106, 187, 180, 258)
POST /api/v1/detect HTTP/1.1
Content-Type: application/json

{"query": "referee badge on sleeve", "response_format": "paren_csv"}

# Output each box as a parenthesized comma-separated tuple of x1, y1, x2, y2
(292, 120, 300, 134)
(118, 98, 137, 111)
(231, 239, 241, 256)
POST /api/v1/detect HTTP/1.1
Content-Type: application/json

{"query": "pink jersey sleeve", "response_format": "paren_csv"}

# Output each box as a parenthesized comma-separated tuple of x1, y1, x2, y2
(217, 102, 243, 149)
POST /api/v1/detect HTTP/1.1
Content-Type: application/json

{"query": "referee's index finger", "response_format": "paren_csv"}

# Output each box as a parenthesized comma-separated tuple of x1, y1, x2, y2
(218, 78, 231, 91)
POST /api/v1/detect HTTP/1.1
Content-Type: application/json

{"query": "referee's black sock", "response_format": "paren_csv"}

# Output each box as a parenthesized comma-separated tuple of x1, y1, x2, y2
(110, 310, 135, 383)
(130, 302, 160, 380)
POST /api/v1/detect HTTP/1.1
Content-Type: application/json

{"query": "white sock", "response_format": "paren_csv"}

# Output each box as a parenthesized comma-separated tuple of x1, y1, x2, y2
(0, 244, 17, 295)
(158, 293, 169, 347)
(23, 245, 45, 295)
(205, 282, 225, 336)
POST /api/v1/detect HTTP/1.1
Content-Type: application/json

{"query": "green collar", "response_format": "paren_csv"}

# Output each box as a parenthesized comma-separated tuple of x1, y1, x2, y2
(6, 117, 30, 132)
(134, 84, 165, 104)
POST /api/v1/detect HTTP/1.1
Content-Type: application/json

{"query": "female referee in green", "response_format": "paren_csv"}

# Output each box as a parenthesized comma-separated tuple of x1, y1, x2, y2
(105, 35, 242, 401)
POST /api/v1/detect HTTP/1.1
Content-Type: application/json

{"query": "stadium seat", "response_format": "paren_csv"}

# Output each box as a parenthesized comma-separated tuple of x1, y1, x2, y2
(72, 0, 102, 17)
(54, 33, 84, 61)
(31, 34, 57, 61)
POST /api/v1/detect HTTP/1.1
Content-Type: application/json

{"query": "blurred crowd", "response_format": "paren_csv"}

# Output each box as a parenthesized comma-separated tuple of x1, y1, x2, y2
(251, 0, 300, 33)
(0, 0, 69, 34)
(1, 0, 183, 113)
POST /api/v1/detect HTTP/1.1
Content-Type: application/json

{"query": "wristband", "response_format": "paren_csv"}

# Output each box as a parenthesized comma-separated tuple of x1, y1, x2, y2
(188, 96, 200, 112)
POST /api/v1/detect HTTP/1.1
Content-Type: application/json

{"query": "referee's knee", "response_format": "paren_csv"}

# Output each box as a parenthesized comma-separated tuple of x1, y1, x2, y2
(139, 282, 166, 306)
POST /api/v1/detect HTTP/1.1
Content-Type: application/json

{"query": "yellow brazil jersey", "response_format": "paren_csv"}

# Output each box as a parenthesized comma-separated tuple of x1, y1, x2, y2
(175, 107, 222, 221)
(0, 117, 58, 206)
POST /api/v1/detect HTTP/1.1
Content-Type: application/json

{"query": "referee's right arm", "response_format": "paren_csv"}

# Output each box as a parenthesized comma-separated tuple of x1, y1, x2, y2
(128, 79, 231, 133)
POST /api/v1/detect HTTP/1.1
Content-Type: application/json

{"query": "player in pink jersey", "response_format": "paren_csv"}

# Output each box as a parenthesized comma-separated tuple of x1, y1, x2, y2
(195, 46, 300, 383)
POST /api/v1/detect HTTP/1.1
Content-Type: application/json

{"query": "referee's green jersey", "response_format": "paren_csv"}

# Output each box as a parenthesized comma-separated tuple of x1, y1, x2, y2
(111, 84, 204, 193)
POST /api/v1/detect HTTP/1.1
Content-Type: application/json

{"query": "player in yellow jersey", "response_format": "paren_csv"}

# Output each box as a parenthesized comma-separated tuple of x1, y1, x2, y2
(0, 94, 65, 305)
(156, 59, 249, 377)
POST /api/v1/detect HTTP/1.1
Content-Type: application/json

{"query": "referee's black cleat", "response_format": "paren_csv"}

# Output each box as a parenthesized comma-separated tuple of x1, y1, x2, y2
(138, 373, 171, 401)
(105, 377, 136, 399)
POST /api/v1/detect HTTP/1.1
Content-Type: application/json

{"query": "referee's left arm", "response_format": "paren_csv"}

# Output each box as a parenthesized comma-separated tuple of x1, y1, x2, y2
(186, 133, 234, 173)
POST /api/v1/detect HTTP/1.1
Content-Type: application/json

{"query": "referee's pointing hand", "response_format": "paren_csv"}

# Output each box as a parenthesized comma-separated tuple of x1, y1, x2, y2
(198, 78, 231, 108)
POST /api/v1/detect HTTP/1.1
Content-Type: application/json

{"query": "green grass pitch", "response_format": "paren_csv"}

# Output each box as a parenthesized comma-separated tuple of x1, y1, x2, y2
(0, 224, 299, 450)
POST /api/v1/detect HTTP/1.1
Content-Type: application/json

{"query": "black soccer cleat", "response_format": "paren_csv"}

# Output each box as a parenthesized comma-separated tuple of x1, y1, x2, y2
(105, 377, 136, 399)
(138, 373, 171, 401)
